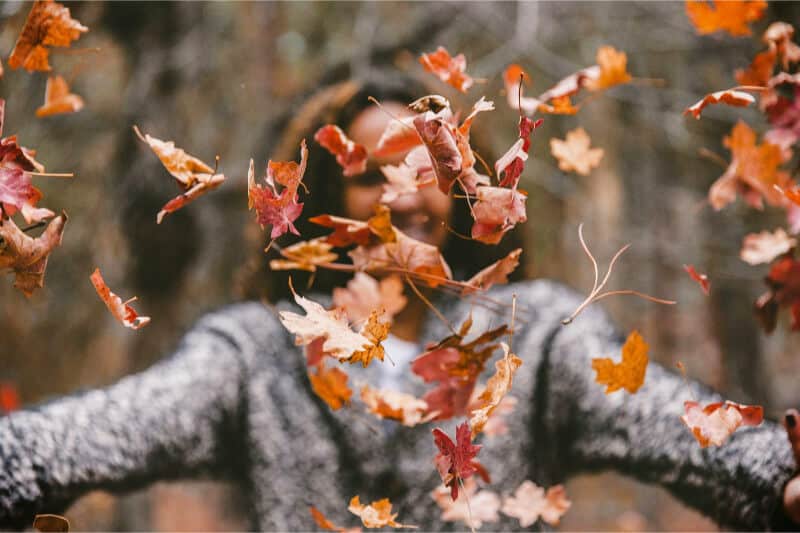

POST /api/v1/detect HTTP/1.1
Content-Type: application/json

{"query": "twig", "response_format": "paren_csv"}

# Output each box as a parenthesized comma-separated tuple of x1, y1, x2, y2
(26, 171, 73, 179)
(458, 478, 477, 533)
(406, 275, 457, 334)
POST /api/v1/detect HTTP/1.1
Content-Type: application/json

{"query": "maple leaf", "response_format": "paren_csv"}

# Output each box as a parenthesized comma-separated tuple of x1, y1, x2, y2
(741, 229, 797, 265)
(278, 283, 372, 361)
(0, 382, 20, 414)
(346, 310, 389, 367)
(550, 127, 604, 176)
(681, 400, 763, 447)
(468, 342, 522, 437)
(314, 125, 368, 177)
(90, 268, 150, 330)
(309, 363, 352, 410)
(431, 478, 500, 529)
(248, 141, 308, 239)
(0, 211, 66, 297)
(585, 46, 633, 91)
(8, 0, 88, 72)
(309, 507, 362, 533)
(374, 116, 421, 157)
(685, 0, 767, 37)
(310, 214, 372, 247)
(495, 117, 542, 189)
(755, 255, 800, 332)
(708, 121, 791, 211)
(683, 264, 711, 295)
(470, 186, 527, 245)
(269, 238, 338, 272)
(684, 89, 756, 119)
(332, 272, 407, 324)
(348, 496, 416, 529)
(134, 126, 225, 224)
(591, 330, 648, 394)
(463, 248, 522, 295)
(419, 46, 474, 93)
(432, 422, 488, 501)
(35, 75, 83, 118)
(501, 481, 571, 527)
(360, 385, 431, 427)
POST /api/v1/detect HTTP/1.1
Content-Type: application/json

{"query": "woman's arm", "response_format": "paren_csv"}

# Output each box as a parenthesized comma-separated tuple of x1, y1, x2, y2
(528, 283, 796, 530)
(0, 303, 269, 529)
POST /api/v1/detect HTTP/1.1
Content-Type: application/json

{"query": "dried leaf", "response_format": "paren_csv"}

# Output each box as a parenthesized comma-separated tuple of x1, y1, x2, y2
(550, 127, 604, 176)
(685, 0, 767, 37)
(249, 141, 308, 239)
(374, 116, 420, 157)
(592, 330, 648, 394)
(90, 268, 150, 330)
(501, 481, 571, 527)
(468, 342, 523, 437)
(463, 248, 522, 295)
(432, 422, 487, 501)
(314, 125, 368, 177)
(470, 186, 527, 245)
(684, 89, 755, 119)
(681, 400, 763, 447)
(310, 214, 372, 247)
(346, 310, 390, 367)
(309, 364, 352, 410)
(431, 478, 500, 529)
(8, 0, 87, 72)
(348, 496, 416, 529)
(332, 272, 407, 324)
(419, 46, 474, 93)
(585, 46, 632, 91)
(741, 228, 797, 265)
(683, 264, 711, 295)
(0, 212, 66, 297)
(270, 238, 338, 272)
(360, 385, 431, 427)
(309, 506, 361, 533)
(755, 255, 800, 332)
(413, 111, 462, 194)
(495, 117, 542, 189)
(480, 395, 517, 437)
(35, 75, 83, 118)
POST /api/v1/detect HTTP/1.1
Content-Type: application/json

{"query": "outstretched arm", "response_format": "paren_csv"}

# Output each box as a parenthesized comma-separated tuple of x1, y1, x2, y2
(0, 304, 260, 529)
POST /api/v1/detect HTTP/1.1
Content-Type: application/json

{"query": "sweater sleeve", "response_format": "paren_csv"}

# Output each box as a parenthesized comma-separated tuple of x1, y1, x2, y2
(0, 302, 270, 529)
(529, 283, 797, 530)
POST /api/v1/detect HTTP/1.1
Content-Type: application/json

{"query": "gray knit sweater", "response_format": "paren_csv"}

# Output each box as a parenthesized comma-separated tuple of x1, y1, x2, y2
(0, 280, 796, 530)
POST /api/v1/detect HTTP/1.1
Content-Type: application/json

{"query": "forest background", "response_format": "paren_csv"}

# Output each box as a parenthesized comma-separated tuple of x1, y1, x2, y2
(2, 1, 799, 530)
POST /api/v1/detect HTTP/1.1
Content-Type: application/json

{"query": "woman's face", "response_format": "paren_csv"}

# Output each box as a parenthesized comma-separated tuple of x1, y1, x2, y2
(344, 103, 452, 247)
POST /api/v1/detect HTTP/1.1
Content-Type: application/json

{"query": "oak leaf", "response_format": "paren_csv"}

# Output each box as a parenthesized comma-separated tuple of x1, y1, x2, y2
(740, 229, 797, 265)
(463, 248, 522, 295)
(684, 89, 755, 119)
(501, 481, 571, 527)
(332, 272, 407, 324)
(585, 46, 632, 91)
(90, 268, 150, 330)
(314, 125, 367, 177)
(35, 75, 83, 118)
(592, 330, 648, 394)
(468, 342, 522, 437)
(681, 400, 763, 447)
(432, 422, 488, 501)
(431, 478, 500, 529)
(269, 238, 338, 272)
(348, 496, 416, 529)
(309, 364, 352, 410)
(419, 46, 474, 93)
(683, 264, 711, 295)
(470, 186, 527, 245)
(8, 0, 87, 72)
(360, 385, 431, 427)
(685, 0, 767, 37)
(0, 212, 66, 297)
(550, 127, 604, 176)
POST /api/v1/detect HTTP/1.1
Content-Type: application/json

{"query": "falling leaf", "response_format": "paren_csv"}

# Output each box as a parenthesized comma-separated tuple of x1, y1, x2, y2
(0, 212, 66, 297)
(413, 111, 462, 194)
(380, 163, 421, 204)
(585, 46, 632, 91)
(432, 422, 488, 501)
(309, 506, 362, 533)
(479, 395, 517, 437)
(681, 400, 763, 447)
(374, 116, 420, 157)
(309, 364, 352, 410)
(346, 310, 390, 367)
(683, 264, 711, 295)
(278, 283, 372, 361)
(360, 385, 431, 427)
(431, 478, 500, 529)
(33, 514, 69, 532)
(495, 117, 543, 189)
(741, 228, 797, 265)
(592, 330, 648, 394)
(468, 342, 522, 437)
(314, 125, 368, 177)
(332, 272, 407, 324)
(310, 214, 372, 247)
(248, 141, 308, 239)
(463, 248, 522, 295)
(550, 127, 604, 176)
(501, 481, 571, 527)
(348, 496, 416, 529)
(736, 48, 776, 87)
(684, 89, 755, 119)
(35, 75, 83, 118)
(685, 0, 767, 37)
(269, 238, 338, 272)
(754, 255, 800, 332)
(504, 64, 539, 116)
(777, 184, 800, 207)
(90, 268, 150, 330)
(419, 46, 474, 93)
(134, 126, 225, 224)
(8, 0, 87, 72)
(470, 186, 527, 245)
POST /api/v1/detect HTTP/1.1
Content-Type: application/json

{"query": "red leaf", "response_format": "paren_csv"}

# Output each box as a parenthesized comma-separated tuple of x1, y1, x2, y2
(314, 125, 368, 177)
(0, 382, 20, 414)
(496, 117, 542, 188)
(248, 141, 308, 239)
(470, 187, 528, 244)
(756, 255, 800, 332)
(90, 268, 150, 330)
(684, 89, 755, 119)
(683, 264, 710, 295)
(419, 47, 474, 93)
(432, 422, 487, 500)
(413, 112, 462, 194)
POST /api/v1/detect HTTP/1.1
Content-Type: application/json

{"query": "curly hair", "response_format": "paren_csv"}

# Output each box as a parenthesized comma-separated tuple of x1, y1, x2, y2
(237, 68, 527, 303)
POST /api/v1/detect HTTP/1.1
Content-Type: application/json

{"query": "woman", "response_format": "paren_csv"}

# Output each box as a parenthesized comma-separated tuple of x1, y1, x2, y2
(1, 71, 798, 531)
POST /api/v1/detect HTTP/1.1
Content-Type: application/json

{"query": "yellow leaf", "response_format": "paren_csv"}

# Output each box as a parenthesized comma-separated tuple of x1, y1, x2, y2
(591, 330, 648, 394)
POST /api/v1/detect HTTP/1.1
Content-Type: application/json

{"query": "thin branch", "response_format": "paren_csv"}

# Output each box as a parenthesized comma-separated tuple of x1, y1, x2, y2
(26, 171, 73, 179)
(406, 275, 457, 335)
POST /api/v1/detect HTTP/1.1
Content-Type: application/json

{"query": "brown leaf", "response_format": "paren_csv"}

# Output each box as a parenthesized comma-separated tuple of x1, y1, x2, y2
(684, 89, 755, 119)
(90, 268, 150, 330)
(346, 310, 390, 368)
(8, 0, 87, 72)
(35, 75, 84, 118)
(314, 125, 368, 177)
(269, 238, 338, 272)
(309, 364, 352, 410)
(462, 248, 522, 295)
(468, 342, 523, 437)
(550, 127, 604, 176)
(0, 211, 66, 297)
(309, 507, 362, 533)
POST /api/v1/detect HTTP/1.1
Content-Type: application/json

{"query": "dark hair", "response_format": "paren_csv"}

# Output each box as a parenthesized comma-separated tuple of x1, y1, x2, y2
(236, 68, 527, 302)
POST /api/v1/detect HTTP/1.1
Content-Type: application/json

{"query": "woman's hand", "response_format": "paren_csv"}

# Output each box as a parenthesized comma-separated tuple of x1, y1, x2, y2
(782, 409, 800, 524)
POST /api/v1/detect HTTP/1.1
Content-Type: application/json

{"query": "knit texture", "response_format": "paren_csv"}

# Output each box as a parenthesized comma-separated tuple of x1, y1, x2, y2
(0, 280, 795, 530)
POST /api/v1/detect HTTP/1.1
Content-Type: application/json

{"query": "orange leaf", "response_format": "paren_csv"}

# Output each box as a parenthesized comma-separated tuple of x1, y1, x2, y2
(332, 272, 407, 324)
(8, 0, 87, 72)
(314, 125, 367, 177)
(309, 507, 361, 533)
(684, 89, 755, 119)
(585, 46, 632, 91)
(681, 400, 763, 447)
(346, 310, 390, 368)
(419, 46, 474, 93)
(269, 238, 338, 272)
(501, 481, 571, 527)
(592, 330, 648, 394)
(0, 212, 66, 297)
(35, 75, 83, 118)
(685, 0, 767, 37)
(348, 496, 416, 529)
(90, 268, 150, 330)
(360, 385, 431, 427)
(309, 364, 352, 410)
(683, 264, 711, 295)
(463, 248, 522, 295)
(550, 127, 604, 176)
(468, 342, 522, 437)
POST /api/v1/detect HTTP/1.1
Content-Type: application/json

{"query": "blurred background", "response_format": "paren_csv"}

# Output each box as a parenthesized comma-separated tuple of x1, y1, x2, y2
(1, 1, 799, 530)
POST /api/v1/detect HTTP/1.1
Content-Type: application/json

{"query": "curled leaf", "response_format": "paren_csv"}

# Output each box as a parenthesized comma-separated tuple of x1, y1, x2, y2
(314, 125, 368, 177)
(684, 89, 756, 119)
(8, 0, 87, 72)
(0, 212, 66, 297)
(463, 248, 522, 295)
(468, 342, 522, 437)
(419, 47, 474, 93)
(90, 268, 150, 330)
(683, 264, 711, 295)
(470, 186, 527, 245)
